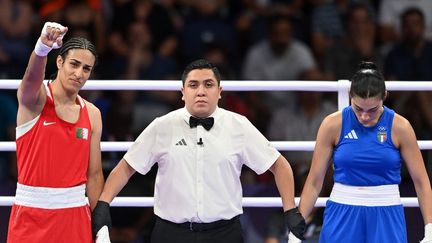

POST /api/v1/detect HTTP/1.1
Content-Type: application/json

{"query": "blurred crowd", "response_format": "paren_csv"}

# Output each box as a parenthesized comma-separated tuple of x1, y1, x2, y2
(1, 0, 432, 242)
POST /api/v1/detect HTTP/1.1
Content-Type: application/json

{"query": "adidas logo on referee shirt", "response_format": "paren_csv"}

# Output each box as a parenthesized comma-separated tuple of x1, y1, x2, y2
(344, 130, 358, 139)
(176, 138, 187, 146)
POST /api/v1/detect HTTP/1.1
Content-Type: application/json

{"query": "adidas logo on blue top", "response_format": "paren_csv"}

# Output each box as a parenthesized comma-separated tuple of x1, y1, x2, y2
(344, 129, 358, 139)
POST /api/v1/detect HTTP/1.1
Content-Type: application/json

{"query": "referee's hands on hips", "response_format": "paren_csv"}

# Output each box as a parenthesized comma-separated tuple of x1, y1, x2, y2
(92, 200, 112, 239)
(284, 207, 306, 240)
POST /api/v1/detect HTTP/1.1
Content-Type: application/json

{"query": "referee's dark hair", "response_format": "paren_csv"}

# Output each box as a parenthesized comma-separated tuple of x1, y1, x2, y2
(181, 59, 221, 86)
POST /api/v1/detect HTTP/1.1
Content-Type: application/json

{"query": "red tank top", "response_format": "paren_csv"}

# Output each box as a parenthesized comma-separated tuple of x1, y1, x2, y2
(16, 84, 92, 187)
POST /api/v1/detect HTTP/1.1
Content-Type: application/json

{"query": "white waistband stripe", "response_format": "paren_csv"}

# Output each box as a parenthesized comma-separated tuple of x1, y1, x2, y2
(14, 183, 87, 209)
(329, 183, 401, 206)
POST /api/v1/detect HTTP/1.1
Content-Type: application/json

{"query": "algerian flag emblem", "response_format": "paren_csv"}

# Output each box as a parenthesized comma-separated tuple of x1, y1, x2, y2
(76, 127, 89, 140)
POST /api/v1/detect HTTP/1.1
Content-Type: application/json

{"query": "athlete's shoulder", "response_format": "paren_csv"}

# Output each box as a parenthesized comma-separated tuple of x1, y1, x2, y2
(392, 112, 411, 133)
(322, 110, 342, 127)
(82, 99, 102, 133)
(83, 99, 101, 116)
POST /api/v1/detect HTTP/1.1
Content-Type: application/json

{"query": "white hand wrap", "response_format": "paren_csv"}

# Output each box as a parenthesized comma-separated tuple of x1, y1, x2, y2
(421, 223, 432, 243)
(34, 22, 67, 56)
(288, 232, 302, 243)
(34, 38, 52, 57)
(95, 225, 111, 243)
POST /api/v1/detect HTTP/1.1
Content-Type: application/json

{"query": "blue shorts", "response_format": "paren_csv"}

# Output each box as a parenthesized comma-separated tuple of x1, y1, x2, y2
(319, 200, 407, 243)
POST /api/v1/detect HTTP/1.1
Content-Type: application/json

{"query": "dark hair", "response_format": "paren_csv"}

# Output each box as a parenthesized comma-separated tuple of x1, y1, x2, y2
(401, 7, 425, 26)
(266, 14, 292, 34)
(59, 37, 98, 65)
(181, 59, 221, 86)
(349, 61, 386, 99)
(345, 3, 375, 23)
(50, 37, 98, 81)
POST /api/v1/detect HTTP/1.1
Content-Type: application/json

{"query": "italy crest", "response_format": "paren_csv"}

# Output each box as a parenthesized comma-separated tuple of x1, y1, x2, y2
(377, 126, 387, 143)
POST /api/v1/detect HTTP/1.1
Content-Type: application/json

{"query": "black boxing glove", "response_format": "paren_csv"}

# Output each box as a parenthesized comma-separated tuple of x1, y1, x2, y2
(91, 200, 112, 239)
(284, 207, 306, 240)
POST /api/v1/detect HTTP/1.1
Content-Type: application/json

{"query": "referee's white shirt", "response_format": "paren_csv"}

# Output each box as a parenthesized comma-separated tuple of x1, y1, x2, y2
(124, 107, 280, 223)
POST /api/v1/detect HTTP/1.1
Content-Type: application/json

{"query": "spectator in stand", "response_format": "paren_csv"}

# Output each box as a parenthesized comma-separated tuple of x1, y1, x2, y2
(322, 3, 382, 81)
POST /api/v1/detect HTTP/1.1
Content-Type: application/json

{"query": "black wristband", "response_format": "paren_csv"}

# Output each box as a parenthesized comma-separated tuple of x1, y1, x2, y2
(284, 207, 306, 240)
(91, 200, 112, 238)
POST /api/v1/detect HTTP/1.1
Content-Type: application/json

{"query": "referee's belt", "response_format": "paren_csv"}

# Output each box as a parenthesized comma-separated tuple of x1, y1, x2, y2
(157, 215, 240, 232)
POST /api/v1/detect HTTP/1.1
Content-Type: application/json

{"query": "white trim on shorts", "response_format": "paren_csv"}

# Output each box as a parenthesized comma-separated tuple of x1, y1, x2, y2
(329, 182, 401, 206)
(14, 183, 87, 209)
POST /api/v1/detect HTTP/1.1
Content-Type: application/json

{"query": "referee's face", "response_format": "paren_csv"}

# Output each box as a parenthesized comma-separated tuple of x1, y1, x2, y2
(182, 69, 222, 118)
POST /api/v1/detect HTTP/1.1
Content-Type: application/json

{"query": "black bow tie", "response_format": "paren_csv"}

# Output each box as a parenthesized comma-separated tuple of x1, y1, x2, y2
(189, 116, 214, 131)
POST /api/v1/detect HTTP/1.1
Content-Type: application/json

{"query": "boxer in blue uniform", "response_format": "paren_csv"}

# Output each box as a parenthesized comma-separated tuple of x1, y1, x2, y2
(296, 61, 432, 243)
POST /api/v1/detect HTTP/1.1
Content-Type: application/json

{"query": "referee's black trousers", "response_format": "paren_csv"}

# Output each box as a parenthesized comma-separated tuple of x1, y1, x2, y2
(151, 216, 244, 243)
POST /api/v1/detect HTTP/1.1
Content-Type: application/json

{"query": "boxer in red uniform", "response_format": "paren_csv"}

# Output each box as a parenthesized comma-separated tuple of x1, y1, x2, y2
(7, 22, 104, 243)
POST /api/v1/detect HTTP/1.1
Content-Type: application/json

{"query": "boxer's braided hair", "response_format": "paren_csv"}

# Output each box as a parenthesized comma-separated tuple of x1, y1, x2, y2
(49, 37, 98, 81)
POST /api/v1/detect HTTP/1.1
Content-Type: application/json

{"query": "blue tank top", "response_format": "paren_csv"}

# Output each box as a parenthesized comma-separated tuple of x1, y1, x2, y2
(332, 106, 401, 186)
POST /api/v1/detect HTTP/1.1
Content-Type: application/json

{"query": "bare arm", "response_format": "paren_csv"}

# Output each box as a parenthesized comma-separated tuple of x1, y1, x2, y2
(269, 155, 296, 210)
(394, 114, 432, 224)
(91, 155, 136, 238)
(86, 102, 104, 210)
(17, 23, 68, 125)
(270, 155, 306, 240)
(99, 158, 136, 204)
(17, 52, 48, 125)
(299, 112, 339, 219)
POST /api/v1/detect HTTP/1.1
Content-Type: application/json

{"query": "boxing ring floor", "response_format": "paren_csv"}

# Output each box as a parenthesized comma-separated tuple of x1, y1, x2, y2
(0, 79, 431, 242)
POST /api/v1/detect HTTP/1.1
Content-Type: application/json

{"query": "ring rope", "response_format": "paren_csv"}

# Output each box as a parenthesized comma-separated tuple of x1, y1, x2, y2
(1, 79, 432, 91)
(0, 79, 428, 208)
(0, 196, 420, 207)
(2, 141, 432, 151)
